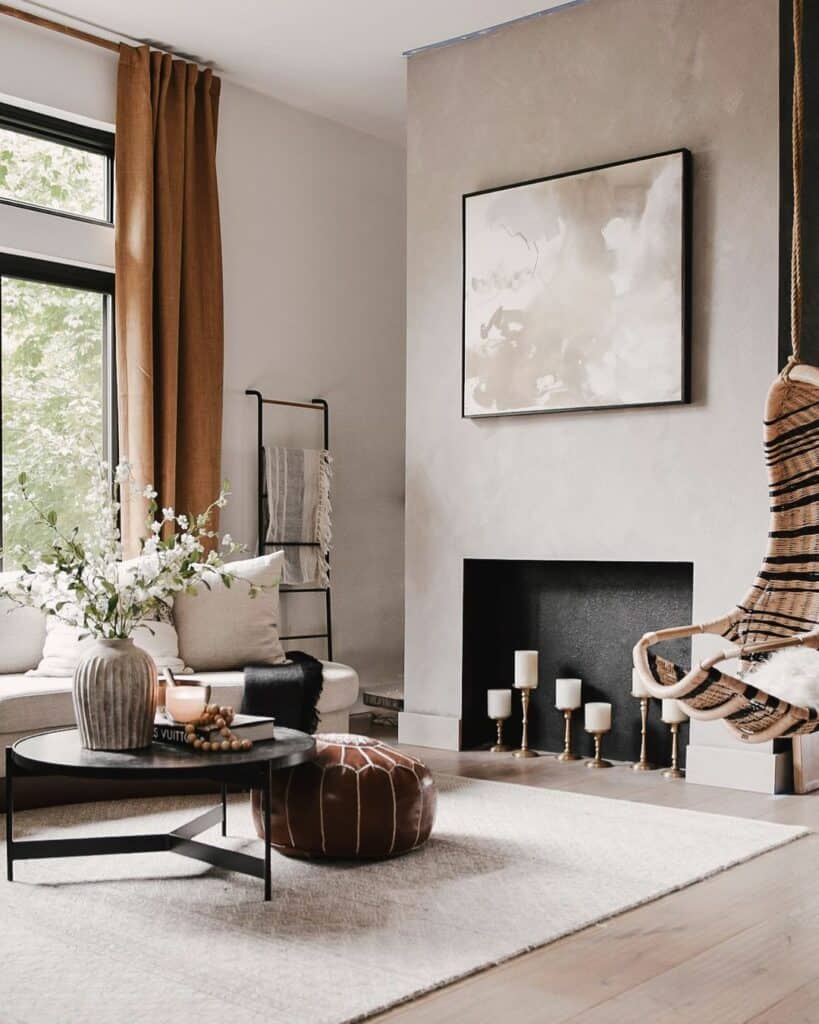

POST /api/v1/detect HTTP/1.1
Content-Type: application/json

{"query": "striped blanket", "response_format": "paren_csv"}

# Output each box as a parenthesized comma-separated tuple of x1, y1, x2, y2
(264, 446, 332, 586)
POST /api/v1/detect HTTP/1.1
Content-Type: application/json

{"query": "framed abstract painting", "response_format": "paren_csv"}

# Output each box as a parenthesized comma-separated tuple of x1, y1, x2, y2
(462, 149, 691, 418)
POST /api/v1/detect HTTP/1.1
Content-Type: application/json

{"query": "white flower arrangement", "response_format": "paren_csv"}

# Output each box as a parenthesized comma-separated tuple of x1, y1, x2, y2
(0, 460, 248, 639)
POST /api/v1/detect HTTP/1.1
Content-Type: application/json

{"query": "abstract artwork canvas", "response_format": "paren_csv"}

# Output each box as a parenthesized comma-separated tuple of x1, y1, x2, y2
(462, 150, 691, 417)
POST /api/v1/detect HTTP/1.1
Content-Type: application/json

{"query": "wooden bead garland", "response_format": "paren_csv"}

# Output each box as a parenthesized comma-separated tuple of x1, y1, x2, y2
(182, 704, 253, 753)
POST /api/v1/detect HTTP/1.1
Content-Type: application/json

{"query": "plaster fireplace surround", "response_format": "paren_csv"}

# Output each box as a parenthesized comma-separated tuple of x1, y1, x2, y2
(459, 559, 692, 764)
(402, 0, 781, 792)
(399, 554, 793, 793)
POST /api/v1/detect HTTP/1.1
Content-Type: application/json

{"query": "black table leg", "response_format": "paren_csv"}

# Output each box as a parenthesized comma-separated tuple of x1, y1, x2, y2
(221, 783, 227, 837)
(5, 748, 13, 882)
(263, 762, 272, 902)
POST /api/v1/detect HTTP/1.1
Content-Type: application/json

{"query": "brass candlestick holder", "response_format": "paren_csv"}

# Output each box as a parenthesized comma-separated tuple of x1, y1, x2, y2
(490, 717, 511, 753)
(662, 722, 685, 779)
(586, 731, 612, 769)
(513, 687, 540, 758)
(632, 697, 658, 772)
(556, 708, 581, 762)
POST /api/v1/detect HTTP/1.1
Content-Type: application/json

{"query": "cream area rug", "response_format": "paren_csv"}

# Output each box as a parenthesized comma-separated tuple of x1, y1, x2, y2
(0, 775, 807, 1024)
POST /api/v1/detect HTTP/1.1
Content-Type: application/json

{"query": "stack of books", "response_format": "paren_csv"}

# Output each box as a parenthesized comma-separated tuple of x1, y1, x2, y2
(362, 687, 404, 712)
(153, 713, 276, 747)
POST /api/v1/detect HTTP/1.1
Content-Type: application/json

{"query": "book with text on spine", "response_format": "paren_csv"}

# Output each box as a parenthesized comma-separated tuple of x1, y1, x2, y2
(153, 713, 276, 747)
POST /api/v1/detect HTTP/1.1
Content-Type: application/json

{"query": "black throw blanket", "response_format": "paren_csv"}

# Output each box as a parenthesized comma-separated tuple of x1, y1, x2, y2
(242, 651, 324, 734)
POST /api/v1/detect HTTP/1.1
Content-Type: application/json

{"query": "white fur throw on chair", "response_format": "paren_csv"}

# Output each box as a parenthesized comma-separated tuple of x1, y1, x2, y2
(747, 647, 819, 712)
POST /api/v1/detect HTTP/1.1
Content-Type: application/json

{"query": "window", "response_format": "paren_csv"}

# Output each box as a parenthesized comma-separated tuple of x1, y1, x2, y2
(0, 257, 115, 562)
(0, 105, 114, 563)
(0, 103, 113, 223)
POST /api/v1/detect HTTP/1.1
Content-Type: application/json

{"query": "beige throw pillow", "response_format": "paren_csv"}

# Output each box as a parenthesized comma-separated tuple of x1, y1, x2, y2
(173, 551, 286, 671)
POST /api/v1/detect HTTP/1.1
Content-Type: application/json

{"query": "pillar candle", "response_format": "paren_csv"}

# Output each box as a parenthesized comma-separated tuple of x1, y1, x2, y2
(631, 668, 651, 698)
(166, 685, 208, 724)
(555, 678, 582, 710)
(514, 650, 539, 688)
(584, 702, 612, 733)
(662, 698, 688, 724)
(487, 689, 512, 719)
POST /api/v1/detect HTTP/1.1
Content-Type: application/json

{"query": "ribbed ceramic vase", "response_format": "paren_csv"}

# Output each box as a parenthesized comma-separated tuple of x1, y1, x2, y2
(73, 637, 157, 750)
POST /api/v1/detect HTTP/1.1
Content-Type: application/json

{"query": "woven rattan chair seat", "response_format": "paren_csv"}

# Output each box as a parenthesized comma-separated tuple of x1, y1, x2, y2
(634, 368, 819, 742)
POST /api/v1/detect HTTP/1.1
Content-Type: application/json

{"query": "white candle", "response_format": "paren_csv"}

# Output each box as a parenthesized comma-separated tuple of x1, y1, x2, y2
(662, 698, 688, 724)
(514, 650, 539, 688)
(166, 686, 208, 724)
(487, 689, 512, 719)
(584, 702, 612, 733)
(631, 668, 651, 698)
(555, 678, 582, 710)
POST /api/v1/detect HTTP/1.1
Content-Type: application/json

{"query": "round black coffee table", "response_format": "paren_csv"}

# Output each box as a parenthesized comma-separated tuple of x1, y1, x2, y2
(5, 727, 315, 901)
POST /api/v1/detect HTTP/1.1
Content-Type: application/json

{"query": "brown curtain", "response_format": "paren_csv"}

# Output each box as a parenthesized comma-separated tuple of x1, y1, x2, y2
(115, 44, 224, 555)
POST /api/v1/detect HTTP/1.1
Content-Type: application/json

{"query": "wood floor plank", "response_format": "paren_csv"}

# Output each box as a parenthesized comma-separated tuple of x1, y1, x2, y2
(745, 976, 819, 1023)
(563, 895, 819, 1024)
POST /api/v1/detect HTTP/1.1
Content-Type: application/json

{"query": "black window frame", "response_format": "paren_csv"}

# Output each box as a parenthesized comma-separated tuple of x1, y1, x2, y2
(0, 101, 114, 225)
(0, 252, 117, 555)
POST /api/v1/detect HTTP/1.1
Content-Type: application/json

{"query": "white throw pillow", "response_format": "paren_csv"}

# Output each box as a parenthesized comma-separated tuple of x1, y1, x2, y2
(29, 617, 188, 676)
(0, 570, 47, 673)
(173, 551, 286, 671)
(132, 621, 189, 674)
(28, 619, 91, 676)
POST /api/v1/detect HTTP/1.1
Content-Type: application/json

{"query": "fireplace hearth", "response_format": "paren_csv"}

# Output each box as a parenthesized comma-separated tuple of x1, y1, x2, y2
(462, 559, 694, 764)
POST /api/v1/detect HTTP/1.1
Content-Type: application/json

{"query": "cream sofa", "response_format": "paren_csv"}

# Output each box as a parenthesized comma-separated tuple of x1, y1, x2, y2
(0, 606, 359, 779)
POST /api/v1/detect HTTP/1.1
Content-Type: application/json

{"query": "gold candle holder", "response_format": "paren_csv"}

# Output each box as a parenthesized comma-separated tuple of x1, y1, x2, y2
(490, 718, 510, 753)
(513, 687, 540, 758)
(662, 721, 685, 779)
(632, 696, 658, 772)
(586, 731, 612, 769)
(556, 708, 581, 762)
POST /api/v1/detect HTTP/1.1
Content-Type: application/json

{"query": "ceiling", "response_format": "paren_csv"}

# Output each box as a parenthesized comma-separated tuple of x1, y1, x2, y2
(15, 1, 574, 144)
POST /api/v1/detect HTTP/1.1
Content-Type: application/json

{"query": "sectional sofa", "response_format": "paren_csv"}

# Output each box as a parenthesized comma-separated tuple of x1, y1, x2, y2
(0, 655, 358, 780)
(0, 554, 359, 784)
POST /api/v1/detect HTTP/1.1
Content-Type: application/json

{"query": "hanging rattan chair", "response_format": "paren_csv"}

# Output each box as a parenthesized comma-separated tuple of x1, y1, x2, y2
(632, 0, 819, 743)
(634, 363, 819, 742)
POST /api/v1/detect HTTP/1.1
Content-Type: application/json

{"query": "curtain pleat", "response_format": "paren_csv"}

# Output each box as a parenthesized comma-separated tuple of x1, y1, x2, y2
(115, 44, 223, 555)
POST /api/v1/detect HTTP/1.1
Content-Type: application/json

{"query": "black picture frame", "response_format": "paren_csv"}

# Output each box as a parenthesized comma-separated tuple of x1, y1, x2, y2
(461, 148, 692, 419)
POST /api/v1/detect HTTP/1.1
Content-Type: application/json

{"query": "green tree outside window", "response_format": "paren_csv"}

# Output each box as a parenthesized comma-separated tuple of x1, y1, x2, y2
(0, 128, 109, 563)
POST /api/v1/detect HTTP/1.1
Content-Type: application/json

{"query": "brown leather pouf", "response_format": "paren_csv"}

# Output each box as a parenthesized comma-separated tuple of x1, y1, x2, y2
(251, 733, 437, 859)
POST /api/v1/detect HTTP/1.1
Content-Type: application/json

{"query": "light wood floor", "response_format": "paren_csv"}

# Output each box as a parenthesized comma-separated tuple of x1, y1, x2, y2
(350, 716, 819, 1024)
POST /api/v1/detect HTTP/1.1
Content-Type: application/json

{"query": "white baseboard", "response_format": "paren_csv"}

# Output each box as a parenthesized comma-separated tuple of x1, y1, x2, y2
(686, 744, 792, 794)
(688, 718, 778, 753)
(398, 712, 461, 750)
